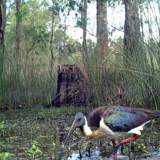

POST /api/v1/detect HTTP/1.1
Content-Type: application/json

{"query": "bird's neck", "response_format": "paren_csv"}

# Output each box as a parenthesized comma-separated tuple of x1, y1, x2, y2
(82, 117, 93, 136)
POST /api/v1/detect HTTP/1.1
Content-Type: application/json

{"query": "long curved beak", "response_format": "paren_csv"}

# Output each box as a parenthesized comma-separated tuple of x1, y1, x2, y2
(64, 120, 76, 146)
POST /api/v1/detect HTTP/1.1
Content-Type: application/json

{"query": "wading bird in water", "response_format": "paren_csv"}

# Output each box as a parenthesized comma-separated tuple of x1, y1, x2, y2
(64, 106, 160, 160)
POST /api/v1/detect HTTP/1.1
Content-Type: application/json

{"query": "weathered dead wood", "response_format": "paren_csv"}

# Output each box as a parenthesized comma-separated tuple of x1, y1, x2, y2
(48, 64, 89, 107)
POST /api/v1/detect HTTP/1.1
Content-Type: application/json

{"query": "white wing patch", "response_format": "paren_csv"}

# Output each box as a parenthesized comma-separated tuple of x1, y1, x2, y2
(83, 117, 93, 136)
(100, 118, 115, 136)
(128, 120, 150, 135)
(99, 118, 150, 136)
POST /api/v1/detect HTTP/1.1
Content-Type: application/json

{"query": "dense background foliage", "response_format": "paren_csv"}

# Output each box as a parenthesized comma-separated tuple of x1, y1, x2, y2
(0, 0, 159, 109)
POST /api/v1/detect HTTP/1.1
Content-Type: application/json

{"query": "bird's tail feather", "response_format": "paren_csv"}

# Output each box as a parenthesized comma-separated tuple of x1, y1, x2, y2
(155, 112, 160, 118)
(151, 111, 160, 118)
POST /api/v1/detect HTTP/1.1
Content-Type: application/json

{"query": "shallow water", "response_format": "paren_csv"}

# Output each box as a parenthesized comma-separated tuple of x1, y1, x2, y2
(65, 149, 160, 160)
(0, 107, 160, 160)
(65, 149, 129, 160)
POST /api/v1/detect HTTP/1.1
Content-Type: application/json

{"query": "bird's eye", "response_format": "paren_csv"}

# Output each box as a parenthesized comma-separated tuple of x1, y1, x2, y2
(77, 118, 81, 122)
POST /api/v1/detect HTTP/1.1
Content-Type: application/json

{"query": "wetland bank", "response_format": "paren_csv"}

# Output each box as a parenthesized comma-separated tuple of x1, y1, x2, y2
(0, 106, 160, 160)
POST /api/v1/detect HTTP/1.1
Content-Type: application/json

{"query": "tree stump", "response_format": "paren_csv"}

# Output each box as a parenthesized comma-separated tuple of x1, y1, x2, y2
(48, 64, 89, 107)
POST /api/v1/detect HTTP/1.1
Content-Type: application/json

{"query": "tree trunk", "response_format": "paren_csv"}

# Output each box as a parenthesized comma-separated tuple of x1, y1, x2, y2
(15, 0, 21, 58)
(96, 0, 108, 63)
(124, 0, 141, 66)
(0, 0, 6, 99)
(0, 0, 4, 45)
(15, 0, 22, 92)
(94, 0, 108, 105)
(81, 0, 87, 56)
(156, 0, 160, 40)
(49, 0, 55, 79)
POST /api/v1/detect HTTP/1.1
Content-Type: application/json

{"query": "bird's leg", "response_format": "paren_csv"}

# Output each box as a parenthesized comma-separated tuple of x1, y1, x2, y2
(120, 144, 125, 155)
(111, 139, 117, 160)
(115, 134, 140, 155)
(119, 134, 140, 146)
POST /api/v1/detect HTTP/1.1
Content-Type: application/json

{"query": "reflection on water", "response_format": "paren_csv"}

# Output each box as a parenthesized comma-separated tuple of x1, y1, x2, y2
(67, 148, 101, 160)
(65, 148, 129, 160)
(65, 147, 160, 160)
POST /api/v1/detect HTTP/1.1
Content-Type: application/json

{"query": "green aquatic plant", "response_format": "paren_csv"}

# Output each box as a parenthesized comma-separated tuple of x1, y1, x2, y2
(0, 120, 17, 137)
(0, 121, 5, 131)
(132, 142, 148, 154)
(0, 121, 7, 136)
(0, 152, 14, 160)
(26, 140, 43, 159)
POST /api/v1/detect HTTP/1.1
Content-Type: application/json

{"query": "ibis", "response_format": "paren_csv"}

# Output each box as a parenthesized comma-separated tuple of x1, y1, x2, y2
(64, 105, 160, 159)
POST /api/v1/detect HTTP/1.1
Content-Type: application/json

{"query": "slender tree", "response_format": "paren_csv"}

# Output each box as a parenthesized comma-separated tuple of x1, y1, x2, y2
(0, 1, 4, 45)
(49, 0, 55, 79)
(81, 0, 88, 56)
(0, 0, 6, 100)
(15, 0, 21, 58)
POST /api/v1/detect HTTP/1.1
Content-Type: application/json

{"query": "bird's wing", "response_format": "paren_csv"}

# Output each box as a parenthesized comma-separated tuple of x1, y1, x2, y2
(103, 106, 150, 132)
